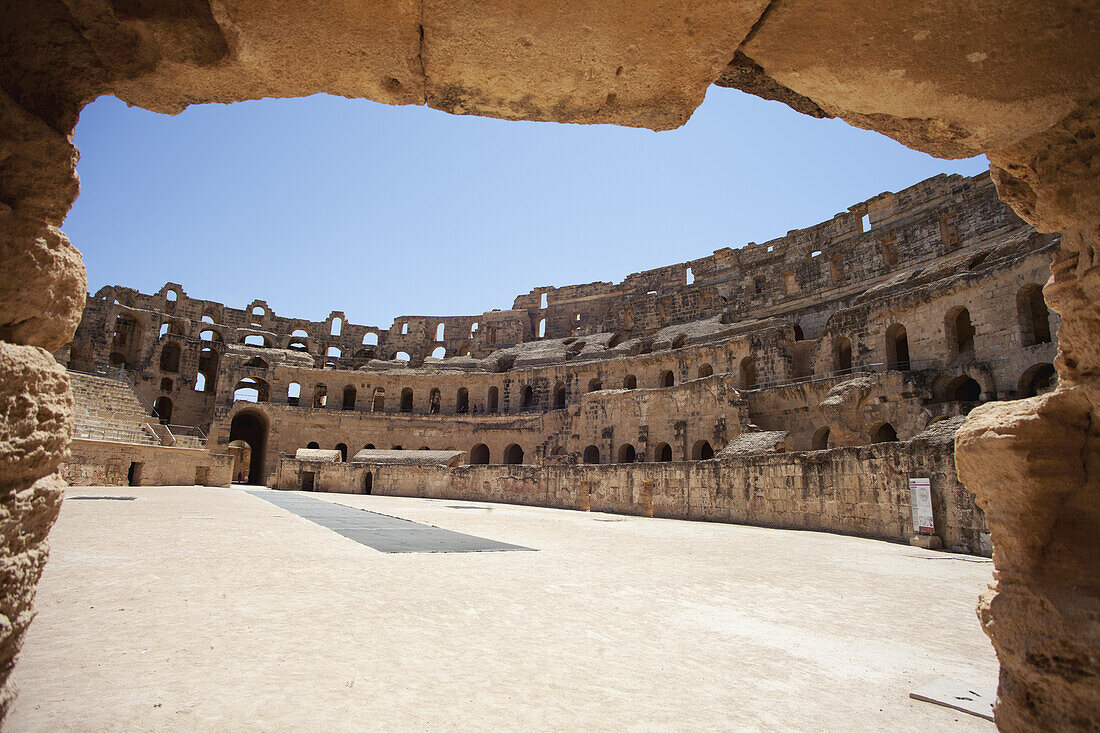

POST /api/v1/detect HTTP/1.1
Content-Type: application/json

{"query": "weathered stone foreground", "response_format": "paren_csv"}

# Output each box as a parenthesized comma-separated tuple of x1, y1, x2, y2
(1, 2, 1098, 730)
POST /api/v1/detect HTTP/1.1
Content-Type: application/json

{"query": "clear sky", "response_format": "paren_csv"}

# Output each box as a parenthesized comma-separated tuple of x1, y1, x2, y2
(68, 88, 989, 328)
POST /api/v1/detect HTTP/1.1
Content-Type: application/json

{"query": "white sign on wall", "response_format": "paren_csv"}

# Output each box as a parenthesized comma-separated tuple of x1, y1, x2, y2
(909, 477, 934, 534)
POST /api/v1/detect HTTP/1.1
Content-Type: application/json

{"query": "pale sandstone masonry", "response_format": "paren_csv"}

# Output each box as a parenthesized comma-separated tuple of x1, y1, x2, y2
(1, 2, 1098, 729)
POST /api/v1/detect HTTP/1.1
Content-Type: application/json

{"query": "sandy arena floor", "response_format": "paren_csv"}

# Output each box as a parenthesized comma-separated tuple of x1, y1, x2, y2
(7, 486, 998, 731)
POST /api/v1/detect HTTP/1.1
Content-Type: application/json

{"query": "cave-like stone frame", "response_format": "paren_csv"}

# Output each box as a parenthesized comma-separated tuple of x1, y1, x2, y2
(1, 3, 1097, 730)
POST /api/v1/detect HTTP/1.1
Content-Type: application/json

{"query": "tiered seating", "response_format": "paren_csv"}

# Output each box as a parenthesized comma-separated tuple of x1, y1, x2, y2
(69, 371, 160, 446)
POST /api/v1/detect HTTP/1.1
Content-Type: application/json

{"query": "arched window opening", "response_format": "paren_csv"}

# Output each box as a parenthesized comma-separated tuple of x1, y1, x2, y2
(401, 387, 414, 412)
(1017, 284, 1052, 347)
(617, 444, 636, 463)
(431, 346, 446, 359)
(335, 443, 348, 462)
(200, 328, 222, 342)
(740, 357, 756, 389)
(197, 348, 218, 393)
(697, 364, 713, 378)
(194, 373, 206, 392)
(287, 381, 300, 406)
(655, 443, 673, 462)
(587, 378, 602, 392)
(812, 426, 830, 450)
(307, 441, 319, 449)
(886, 324, 910, 370)
(692, 440, 714, 460)
(363, 332, 378, 346)
(793, 324, 805, 341)
(394, 351, 410, 362)
(288, 338, 309, 352)
(583, 445, 600, 464)
(331, 317, 342, 336)
(522, 385, 535, 409)
(243, 334, 267, 348)
(372, 388, 385, 412)
(159, 342, 181, 373)
(538, 318, 546, 338)
(401, 322, 409, 335)
(456, 387, 469, 413)
(435, 322, 445, 341)
(1019, 363, 1057, 398)
(312, 384, 327, 408)
(234, 377, 268, 403)
(201, 315, 214, 324)
(487, 386, 499, 413)
(659, 370, 675, 388)
(623, 374, 637, 389)
(291, 328, 309, 338)
(159, 323, 169, 338)
(872, 423, 898, 443)
(244, 356, 268, 369)
(152, 396, 172, 424)
(428, 388, 441, 414)
(160, 378, 173, 392)
(165, 289, 178, 302)
(327, 346, 342, 358)
(833, 336, 852, 373)
(503, 444, 524, 465)
(553, 383, 566, 409)
(470, 322, 479, 337)
(686, 266, 694, 285)
(342, 385, 356, 410)
(363, 443, 375, 450)
(540, 292, 548, 309)
(469, 444, 490, 465)
(946, 307, 976, 359)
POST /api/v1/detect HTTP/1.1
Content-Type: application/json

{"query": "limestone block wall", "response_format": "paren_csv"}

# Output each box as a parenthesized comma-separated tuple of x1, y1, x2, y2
(365, 439, 987, 555)
(61, 440, 233, 488)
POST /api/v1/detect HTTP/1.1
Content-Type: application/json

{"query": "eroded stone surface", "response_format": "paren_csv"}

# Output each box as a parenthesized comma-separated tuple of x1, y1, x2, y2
(0, 345, 72, 486)
(0, 472, 64, 720)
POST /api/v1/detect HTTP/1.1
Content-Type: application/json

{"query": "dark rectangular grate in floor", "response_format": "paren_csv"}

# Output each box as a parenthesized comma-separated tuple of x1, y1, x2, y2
(248, 491, 535, 554)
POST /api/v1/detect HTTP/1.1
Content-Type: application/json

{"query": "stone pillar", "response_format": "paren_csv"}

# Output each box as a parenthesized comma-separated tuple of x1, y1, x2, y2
(956, 104, 1100, 732)
(0, 89, 87, 716)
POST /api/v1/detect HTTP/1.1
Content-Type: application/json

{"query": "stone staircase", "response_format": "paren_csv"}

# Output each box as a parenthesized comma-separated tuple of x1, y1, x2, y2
(68, 371, 179, 447)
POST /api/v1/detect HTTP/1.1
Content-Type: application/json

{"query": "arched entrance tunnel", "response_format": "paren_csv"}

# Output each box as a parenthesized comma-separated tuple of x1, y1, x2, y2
(1, 3, 1098, 729)
(228, 411, 268, 486)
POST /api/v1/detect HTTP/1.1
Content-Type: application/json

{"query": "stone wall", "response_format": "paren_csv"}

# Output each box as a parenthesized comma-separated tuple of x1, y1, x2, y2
(61, 439, 233, 488)
(341, 438, 988, 556)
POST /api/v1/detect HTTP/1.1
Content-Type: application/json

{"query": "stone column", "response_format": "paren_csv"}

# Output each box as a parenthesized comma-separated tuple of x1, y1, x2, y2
(0, 89, 87, 716)
(956, 104, 1100, 732)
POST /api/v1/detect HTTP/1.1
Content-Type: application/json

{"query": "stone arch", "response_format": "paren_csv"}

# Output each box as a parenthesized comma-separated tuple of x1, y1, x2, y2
(885, 323, 909, 370)
(812, 426, 830, 450)
(1019, 363, 1057, 398)
(1017, 283, 1052, 347)
(159, 341, 181, 373)
(871, 422, 898, 443)
(553, 382, 566, 409)
(456, 387, 469, 413)
(833, 335, 852, 373)
(229, 410, 269, 486)
(697, 363, 713, 378)
(617, 444, 636, 463)
(234, 377, 269, 403)
(945, 306, 975, 360)
(400, 387, 414, 412)
(623, 374, 637, 389)
(740, 357, 756, 389)
(503, 444, 524, 465)
(691, 440, 713, 460)
(342, 385, 357, 410)
(582, 445, 600, 464)
(653, 443, 673, 462)
(469, 443, 490, 465)
(659, 370, 675, 388)
(487, 386, 499, 412)
(152, 396, 172, 424)
(428, 387, 441, 414)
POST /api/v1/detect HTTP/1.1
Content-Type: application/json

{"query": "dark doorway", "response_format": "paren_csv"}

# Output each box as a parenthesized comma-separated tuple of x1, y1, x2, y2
(301, 471, 315, 491)
(127, 461, 143, 486)
(363, 472, 373, 494)
(229, 411, 268, 486)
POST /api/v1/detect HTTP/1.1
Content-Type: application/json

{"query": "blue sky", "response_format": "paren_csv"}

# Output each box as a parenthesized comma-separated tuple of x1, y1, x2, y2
(69, 89, 988, 328)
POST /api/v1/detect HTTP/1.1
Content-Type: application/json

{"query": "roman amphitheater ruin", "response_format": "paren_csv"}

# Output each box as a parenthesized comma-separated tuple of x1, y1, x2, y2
(1, 2, 1098, 730)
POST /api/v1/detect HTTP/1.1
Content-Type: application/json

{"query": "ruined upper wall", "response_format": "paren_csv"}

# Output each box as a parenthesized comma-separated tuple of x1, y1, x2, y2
(72, 170, 1031, 371)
